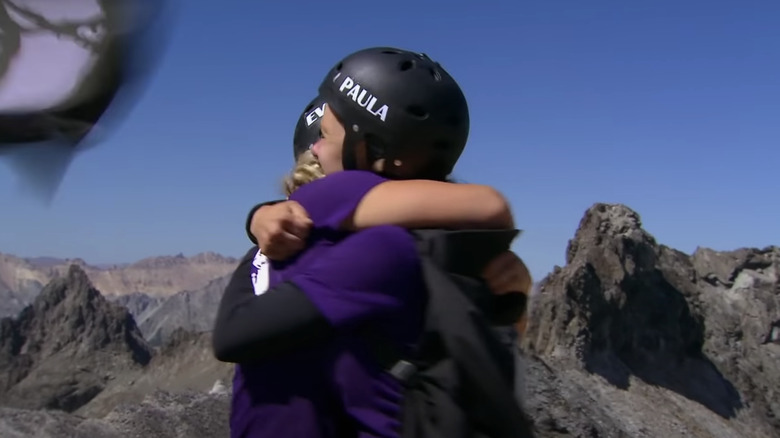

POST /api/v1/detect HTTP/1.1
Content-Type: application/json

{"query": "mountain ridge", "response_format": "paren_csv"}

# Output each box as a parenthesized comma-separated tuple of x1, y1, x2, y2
(0, 251, 240, 318)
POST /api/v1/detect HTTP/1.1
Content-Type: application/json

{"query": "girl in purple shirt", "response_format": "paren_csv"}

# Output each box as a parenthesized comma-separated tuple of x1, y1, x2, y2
(213, 47, 528, 438)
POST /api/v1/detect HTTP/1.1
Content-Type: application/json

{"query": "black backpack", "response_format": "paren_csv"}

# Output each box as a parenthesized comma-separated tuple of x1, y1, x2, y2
(364, 229, 536, 438)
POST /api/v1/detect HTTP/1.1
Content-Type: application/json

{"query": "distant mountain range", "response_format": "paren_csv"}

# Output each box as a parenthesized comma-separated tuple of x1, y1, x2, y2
(24, 256, 128, 270)
(0, 251, 239, 319)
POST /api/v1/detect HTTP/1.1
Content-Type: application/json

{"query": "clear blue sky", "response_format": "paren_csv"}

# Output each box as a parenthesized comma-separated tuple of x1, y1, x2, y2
(1, 0, 778, 280)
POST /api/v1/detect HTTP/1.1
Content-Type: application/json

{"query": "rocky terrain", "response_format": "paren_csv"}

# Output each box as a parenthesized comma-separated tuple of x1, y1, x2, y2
(0, 252, 238, 318)
(0, 203, 777, 437)
(0, 266, 154, 412)
(521, 204, 779, 437)
(0, 266, 233, 436)
(134, 275, 232, 347)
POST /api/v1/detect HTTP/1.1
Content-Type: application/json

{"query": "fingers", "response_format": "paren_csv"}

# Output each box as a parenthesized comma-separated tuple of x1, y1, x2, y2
(283, 203, 313, 239)
(482, 251, 532, 296)
(264, 221, 303, 247)
(482, 251, 517, 280)
(515, 314, 529, 337)
(250, 201, 312, 261)
(263, 231, 305, 260)
(486, 270, 524, 295)
(285, 200, 311, 224)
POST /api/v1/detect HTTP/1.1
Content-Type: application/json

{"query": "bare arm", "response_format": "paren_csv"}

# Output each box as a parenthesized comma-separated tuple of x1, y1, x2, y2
(343, 180, 514, 231)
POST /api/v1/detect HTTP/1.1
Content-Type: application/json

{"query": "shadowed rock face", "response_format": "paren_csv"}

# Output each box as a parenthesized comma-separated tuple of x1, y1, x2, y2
(108, 274, 231, 348)
(0, 265, 153, 413)
(137, 274, 232, 347)
(522, 203, 779, 438)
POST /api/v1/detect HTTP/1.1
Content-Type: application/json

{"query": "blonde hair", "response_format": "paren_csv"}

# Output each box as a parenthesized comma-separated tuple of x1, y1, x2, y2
(282, 150, 326, 196)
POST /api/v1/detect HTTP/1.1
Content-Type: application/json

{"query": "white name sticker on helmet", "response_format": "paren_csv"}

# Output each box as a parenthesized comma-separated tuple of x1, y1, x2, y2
(305, 104, 326, 127)
(336, 76, 389, 122)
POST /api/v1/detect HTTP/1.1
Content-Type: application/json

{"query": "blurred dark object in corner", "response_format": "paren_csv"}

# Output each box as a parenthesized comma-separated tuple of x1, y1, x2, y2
(0, 0, 172, 202)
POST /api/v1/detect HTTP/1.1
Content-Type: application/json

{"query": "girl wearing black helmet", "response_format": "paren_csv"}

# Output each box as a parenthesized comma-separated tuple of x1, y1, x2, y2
(242, 94, 526, 300)
(213, 47, 528, 438)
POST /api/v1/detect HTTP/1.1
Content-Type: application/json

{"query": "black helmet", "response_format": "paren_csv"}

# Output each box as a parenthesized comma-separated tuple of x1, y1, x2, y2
(317, 47, 469, 180)
(292, 95, 327, 160)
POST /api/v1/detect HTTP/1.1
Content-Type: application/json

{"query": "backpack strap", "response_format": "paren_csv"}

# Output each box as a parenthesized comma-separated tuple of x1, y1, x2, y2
(360, 329, 418, 385)
(360, 229, 535, 437)
(361, 228, 523, 385)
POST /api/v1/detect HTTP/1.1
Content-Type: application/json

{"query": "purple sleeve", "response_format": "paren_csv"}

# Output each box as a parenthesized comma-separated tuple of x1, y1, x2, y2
(289, 225, 423, 329)
(289, 170, 388, 229)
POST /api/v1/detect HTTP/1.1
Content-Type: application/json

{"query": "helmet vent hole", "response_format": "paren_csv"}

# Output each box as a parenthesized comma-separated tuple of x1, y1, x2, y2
(381, 49, 402, 55)
(406, 105, 429, 120)
(400, 60, 415, 71)
(429, 68, 442, 81)
(335, 62, 343, 71)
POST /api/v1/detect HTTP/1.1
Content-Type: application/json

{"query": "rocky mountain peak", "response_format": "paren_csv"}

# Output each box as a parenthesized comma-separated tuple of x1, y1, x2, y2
(0, 265, 153, 412)
(531, 203, 701, 368)
(522, 203, 779, 437)
(565, 203, 656, 266)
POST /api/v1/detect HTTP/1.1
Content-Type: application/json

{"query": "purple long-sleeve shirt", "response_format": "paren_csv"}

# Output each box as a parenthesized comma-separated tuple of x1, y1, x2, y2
(215, 170, 425, 438)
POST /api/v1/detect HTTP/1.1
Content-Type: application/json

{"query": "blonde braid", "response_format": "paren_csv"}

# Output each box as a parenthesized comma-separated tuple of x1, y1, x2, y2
(282, 150, 326, 196)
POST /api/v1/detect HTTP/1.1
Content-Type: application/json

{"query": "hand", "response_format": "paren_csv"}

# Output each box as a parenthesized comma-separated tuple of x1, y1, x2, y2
(481, 251, 533, 297)
(515, 314, 529, 338)
(482, 251, 533, 337)
(250, 201, 313, 260)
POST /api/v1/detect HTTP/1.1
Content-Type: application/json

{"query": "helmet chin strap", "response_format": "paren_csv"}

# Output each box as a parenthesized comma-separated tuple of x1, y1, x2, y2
(341, 127, 443, 181)
(340, 129, 364, 171)
(337, 115, 408, 179)
(341, 126, 385, 173)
